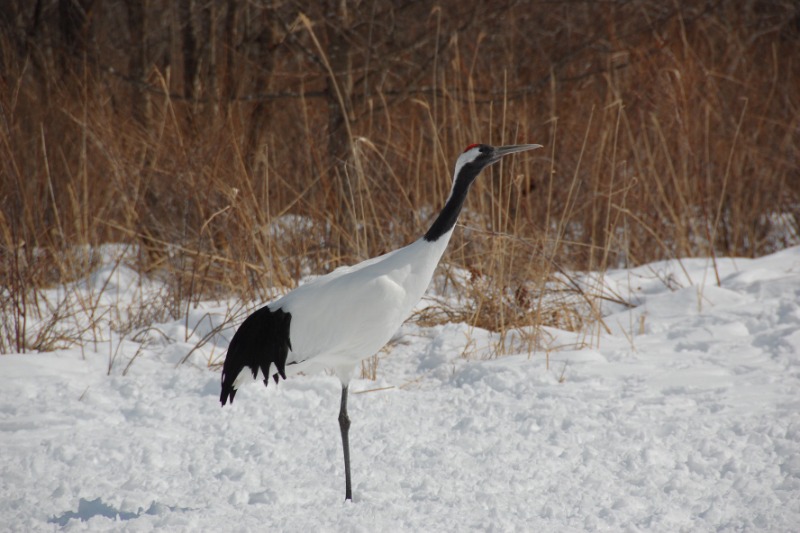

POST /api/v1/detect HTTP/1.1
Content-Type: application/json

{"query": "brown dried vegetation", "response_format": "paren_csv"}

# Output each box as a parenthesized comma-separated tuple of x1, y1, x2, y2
(1, 1, 798, 354)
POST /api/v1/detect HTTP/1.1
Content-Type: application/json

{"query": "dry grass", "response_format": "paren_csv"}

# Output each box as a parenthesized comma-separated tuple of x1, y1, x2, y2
(1, 1, 798, 362)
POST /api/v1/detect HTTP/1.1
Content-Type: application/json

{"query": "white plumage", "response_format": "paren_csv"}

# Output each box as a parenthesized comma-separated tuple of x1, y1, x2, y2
(221, 142, 541, 500)
(244, 230, 449, 384)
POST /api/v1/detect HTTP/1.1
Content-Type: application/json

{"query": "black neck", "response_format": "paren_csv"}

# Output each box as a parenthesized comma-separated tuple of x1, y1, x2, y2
(423, 161, 484, 242)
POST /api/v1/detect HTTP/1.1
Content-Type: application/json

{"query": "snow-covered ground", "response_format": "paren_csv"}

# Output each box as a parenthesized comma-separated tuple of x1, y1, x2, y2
(2, 247, 799, 531)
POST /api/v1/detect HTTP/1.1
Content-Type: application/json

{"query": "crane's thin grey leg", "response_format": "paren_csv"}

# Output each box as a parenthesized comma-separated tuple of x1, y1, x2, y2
(338, 384, 352, 501)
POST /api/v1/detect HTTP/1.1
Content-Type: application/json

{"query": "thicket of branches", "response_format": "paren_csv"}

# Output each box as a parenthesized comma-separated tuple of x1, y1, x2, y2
(2, 0, 799, 343)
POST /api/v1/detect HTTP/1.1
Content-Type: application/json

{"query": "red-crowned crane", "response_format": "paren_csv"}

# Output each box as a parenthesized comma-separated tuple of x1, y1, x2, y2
(220, 142, 542, 501)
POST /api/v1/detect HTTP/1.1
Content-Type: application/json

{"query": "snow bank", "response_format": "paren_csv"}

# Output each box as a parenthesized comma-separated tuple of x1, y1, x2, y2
(2, 247, 799, 531)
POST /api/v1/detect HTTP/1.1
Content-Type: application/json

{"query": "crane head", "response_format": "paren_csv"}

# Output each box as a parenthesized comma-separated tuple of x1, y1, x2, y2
(453, 143, 542, 184)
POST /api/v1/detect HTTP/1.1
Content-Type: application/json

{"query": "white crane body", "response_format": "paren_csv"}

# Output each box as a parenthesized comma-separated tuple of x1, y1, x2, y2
(232, 229, 452, 388)
(268, 231, 452, 382)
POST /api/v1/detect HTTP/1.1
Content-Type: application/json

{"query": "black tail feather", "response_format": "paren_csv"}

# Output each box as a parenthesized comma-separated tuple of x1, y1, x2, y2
(220, 306, 292, 406)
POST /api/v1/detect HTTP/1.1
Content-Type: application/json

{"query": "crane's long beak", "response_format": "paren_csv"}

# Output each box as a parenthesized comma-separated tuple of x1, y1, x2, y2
(493, 144, 543, 160)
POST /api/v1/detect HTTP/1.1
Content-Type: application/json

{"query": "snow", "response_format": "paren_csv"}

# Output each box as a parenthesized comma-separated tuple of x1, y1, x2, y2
(2, 247, 800, 531)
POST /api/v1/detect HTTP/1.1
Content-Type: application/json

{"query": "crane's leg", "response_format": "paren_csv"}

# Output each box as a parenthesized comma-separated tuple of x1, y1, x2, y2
(338, 383, 352, 501)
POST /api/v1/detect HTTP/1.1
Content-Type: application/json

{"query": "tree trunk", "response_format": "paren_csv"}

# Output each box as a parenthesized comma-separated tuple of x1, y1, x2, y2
(324, 3, 356, 262)
(125, 0, 148, 128)
(179, 0, 197, 101)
